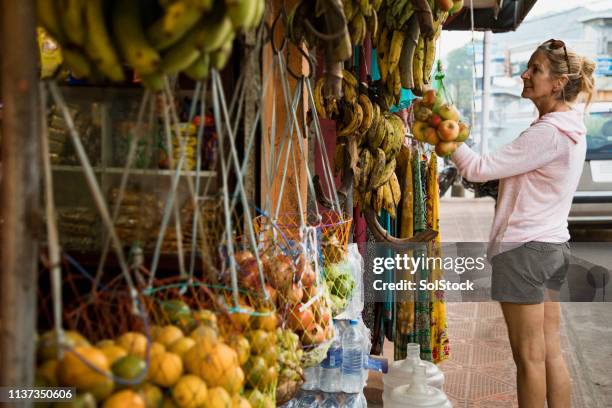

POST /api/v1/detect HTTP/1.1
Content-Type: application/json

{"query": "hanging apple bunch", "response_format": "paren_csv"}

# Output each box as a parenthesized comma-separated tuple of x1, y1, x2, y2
(410, 88, 470, 156)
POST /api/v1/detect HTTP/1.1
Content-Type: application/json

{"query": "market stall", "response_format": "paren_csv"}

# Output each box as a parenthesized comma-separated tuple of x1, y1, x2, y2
(0, 0, 486, 407)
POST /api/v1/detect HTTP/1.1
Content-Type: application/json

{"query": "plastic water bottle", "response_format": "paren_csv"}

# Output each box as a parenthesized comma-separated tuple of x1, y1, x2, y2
(301, 366, 319, 391)
(341, 319, 364, 393)
(319, 321, 342, 392)
(321, 393, 339, 408)
(293, 392, 318, 408)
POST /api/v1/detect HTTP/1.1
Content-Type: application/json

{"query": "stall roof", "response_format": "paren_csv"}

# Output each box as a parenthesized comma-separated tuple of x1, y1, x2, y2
(443, 0, 538, 33)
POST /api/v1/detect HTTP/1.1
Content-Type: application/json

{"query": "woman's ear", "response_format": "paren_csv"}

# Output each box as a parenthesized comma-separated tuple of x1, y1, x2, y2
(554, 75, 569, 93)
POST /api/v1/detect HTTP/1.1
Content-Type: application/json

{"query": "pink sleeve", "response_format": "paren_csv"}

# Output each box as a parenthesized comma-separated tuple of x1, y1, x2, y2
(450, 123, 560, 182)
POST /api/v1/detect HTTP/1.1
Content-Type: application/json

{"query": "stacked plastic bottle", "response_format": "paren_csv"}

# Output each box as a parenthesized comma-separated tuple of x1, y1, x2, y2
(384, 366, 452, 408)
(383, 343, 445, 401)
(319, 320, 342, 392)
(341, 319, 364, 393)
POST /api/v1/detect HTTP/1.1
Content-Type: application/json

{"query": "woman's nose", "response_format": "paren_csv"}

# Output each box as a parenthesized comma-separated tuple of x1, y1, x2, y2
(521, 69, 529, 80)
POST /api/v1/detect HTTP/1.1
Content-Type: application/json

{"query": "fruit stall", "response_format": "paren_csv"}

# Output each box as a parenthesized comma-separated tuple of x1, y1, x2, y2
(0, 0, 493, 407)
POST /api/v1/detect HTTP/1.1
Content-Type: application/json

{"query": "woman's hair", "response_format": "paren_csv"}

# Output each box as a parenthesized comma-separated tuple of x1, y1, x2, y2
(537, 41, 596, 108)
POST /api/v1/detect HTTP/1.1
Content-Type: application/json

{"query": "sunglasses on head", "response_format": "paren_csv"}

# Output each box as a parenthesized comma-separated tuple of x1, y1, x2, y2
(544, 39, 571, 74)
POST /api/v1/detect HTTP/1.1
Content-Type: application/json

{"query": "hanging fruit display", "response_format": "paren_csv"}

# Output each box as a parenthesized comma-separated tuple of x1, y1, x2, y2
(35, 0, 267, 89)
(410, 88, 470, 156)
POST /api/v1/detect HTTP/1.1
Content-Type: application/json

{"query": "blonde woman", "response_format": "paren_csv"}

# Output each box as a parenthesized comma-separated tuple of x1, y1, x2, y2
(450, 40, 596, 407)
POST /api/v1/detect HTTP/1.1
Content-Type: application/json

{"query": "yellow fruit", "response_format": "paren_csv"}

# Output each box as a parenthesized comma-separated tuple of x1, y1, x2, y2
(172, 375, 208, 408)
(100, 345, 128, 365)
(162, 396, 179, 408)
(196, 343, 239, 388)
(96, 339, 115, 348)
(155, 325, 184, 347)
(57, 346, 110, 392)
(206, 387, 232, 408)
(245, 389, 265, 408)
(148, 352, 183, 387)
(90, 375, 115, 401)
(53, 392, 97, 407)
(250, 312, 278, 332)
(111, 355, 146, 385)
(37, 330, 90, 362)
(246, 330, 268, 355)
(139, 383, 163, 408)
(220, 366, 244, 395)
(116, 332, 148, 358)
(227, 306, 253, 331)
(149, 325, 163, 340)
(151, 342, 167, 357)
(168, 337, 196, 360)
(189, 325, 219, 344)
(244, 356, 266, 389)
(102, 390, 145, 408)
(161, 300, 191, 325)
(226, 335, 250, 366)
(37, 359, 58, 387)
(232, 395, 252, 408)
(261, 346, 277, 368)
(192, 310, 218, 328)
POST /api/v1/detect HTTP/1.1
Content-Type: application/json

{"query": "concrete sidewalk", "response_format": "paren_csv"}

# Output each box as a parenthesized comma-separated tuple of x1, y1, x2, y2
(365, 197, 610, 407)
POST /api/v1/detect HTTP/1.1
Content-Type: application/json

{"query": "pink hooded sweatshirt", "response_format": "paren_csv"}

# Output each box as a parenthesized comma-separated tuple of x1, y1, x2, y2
(451, 109, 586, 255)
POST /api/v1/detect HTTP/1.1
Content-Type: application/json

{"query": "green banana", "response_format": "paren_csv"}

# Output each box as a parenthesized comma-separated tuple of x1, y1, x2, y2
(210, 33, 235, 70)
(249, 0, 266, 29)
(84, 0, 125, 81)
(59, 0, 86, 46)
(140, 72, 165, 92)
(112, 0, 161, 76)
(184, 53, 210, 80)
(160, 39, 201, 74)
(62, 47, 92, 78)
(192, 15, 234, 52)
(36, 0, 66, 43)
(226, 0, 258, 30)
(147, 1, 205, 50)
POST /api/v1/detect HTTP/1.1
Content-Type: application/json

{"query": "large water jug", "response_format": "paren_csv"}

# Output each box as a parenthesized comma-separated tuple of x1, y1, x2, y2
(341, 319, 364, 393)
(383, 366, 452, 408)
(319, 320, 342, 392)
(383, 343, 444, 400)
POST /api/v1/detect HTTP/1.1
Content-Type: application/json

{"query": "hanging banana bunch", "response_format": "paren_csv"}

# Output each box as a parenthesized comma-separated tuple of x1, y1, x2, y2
(35, 0, 267, 90)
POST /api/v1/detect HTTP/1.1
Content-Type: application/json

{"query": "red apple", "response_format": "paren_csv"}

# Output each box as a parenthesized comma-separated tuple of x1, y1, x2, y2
(436, 0, 454, 11)
(422, 89, 437, 108)
(411, 121, 429, 142)
(425, 127, 440, 146)
(456, 122, 470, 142)
(437, 120, 460, 142)
(438, 104, 460, 122)
(435, 142, 458, 157)
(429, 113, 442, 128)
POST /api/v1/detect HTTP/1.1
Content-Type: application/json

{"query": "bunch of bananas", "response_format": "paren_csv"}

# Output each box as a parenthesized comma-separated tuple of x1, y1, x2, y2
(342, 0, 382, 46)
(36, 0, 266, 90)
(374, 0, 462, 107)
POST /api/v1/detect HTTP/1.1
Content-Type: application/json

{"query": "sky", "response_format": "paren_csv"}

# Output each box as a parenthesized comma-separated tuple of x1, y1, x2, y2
(438, 0, 611, 58)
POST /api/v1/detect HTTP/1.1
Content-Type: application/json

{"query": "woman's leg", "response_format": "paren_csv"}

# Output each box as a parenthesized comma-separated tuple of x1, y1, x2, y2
(543, 300, 571, 408)
(501, 302, 546, 407)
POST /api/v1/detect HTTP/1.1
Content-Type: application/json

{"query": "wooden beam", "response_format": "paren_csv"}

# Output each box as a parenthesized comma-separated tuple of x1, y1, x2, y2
(0, 0, 41, 394)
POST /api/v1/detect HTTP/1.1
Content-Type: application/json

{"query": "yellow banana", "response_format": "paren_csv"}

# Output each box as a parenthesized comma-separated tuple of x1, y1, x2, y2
(343, 0, 356, 21)
(389, 172, 402, 206)
(359, 148, 373, 193)
(160, 38, 201, 74)
(388, 30, 405, 77)
(113, 0, 161, 76)
(377, 27, 391, 82)
(350, 12, 367, 45)
(193, 15, 234, 53)
(383, 182, 396, 218)
(374, 185, 384, 215)
(314, 77, 328, 119)
(366, 10, 378, 47)
(248, 0, 266, 29)
(368, 148, 386, 191)
(358, 94, 374, 133)
(147, 1, 205, 50)
(337, 103, 362, 138)
(84, 0, 125, 81)
(37, 0, 66, 43)
(184, 52, 210, 80)
(334, 143, 345, 176)
(412, 36, 425, 95)
(60, 0, 86, 46)
(372, 158, 396, 189)
(210, 33, 235, 70)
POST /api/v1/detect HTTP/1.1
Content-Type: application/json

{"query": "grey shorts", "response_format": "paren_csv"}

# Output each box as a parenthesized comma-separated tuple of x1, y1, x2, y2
(490, 242, 571, 304)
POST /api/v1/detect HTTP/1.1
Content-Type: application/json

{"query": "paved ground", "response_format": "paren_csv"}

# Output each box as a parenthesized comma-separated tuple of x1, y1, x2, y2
(365, 197, 612, 407)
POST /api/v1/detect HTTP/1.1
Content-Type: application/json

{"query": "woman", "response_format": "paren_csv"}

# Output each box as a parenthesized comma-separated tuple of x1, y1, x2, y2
(450, 40, 596, 407)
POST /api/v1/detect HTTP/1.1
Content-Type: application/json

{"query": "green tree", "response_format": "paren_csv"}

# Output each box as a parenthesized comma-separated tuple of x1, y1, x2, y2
(442, 46, 474, 119)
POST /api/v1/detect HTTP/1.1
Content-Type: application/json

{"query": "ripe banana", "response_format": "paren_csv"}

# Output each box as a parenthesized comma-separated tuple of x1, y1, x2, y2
(367, 148, 386, 191)
(368, 113, 386, 149)
(248, 0, 266, 29)
(389, 172, 402, 206)
(387, 30, 404, 79)
(350, 12, 367, 45)
(359, 148, 373, 193)
(343, 0, 356, 22)
(372, 158, 396, 189)
(84, 0, 125, 82)
(383, 182, 396, 218)
(314, 77, 328, 119)
(334, 143, 345, 176)
(366, 10, 378, 47)
(399, 15, 420, 89)
(184, 52, 210, 80)
(364, 190, 373, 207)
(359, 0, 372, 16)
(412, 36, 425, 95)
(337, 103, 362, 139)
(192, 14, 234, 52)
(160, 35, 201, 74)
(377, 27, 390, 82)
(60, 0, 86, 46)
(147, 1, 205, 50)
(398, 0, 414, 26)
(374, 185, 384, 215)
(112, 0, 161, 76)
(358, 94, 374, 133)
(37, 0, 66, 43)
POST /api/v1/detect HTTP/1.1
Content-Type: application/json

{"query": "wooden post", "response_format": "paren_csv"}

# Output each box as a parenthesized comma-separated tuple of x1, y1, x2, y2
(0, 0, 41, 394)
